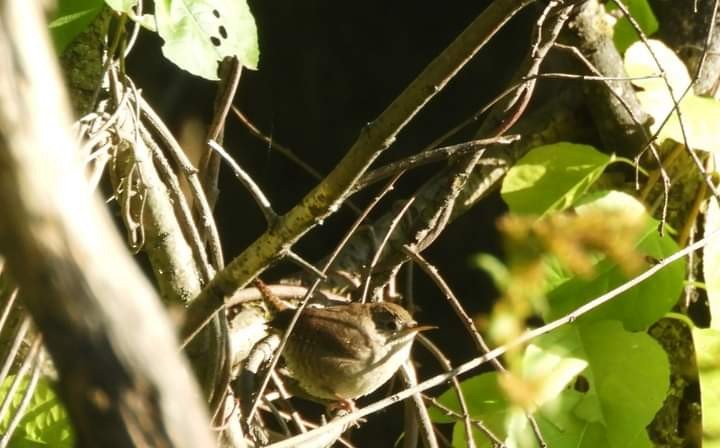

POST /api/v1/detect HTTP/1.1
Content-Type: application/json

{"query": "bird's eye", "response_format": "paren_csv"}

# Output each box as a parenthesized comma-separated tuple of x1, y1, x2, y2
(372, 307, 402, 332)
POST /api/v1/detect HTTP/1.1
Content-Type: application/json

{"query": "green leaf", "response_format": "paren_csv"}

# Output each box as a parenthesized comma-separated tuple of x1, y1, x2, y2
(470, 253, 511, 292)
(0, 375, 74, 447)
(625, 39, 720, 152)
(105, 0, 137, 14)
(49, 0, 104, 52)
(432, 321, 668, 447)
(104, 1, 157, 31)
(705, 196, 720, 329)
(430, 372, 511, 447)
(154, 0, 259, 80)
(500, 143, 612, 216)
(544, 192, 685, 331)
(525, 322, 666, 447)
(521, 339, 588, 408)
(693, 328, 720, 448)
(606, 0, 658, 54)
(564, 321, 667, 447)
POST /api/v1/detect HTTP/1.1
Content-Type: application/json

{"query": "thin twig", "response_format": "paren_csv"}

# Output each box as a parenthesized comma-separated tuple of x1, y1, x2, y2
(285, 250, 327, 280)
(405, 247, 510, 447)
(352, 136, 517, 193)
(0, 335, 41, 430)
(400, 362, 439, 448)
(422, 395, 502, 447)
(207, 139, 277, 225)
(360, 197, 416, 302)
(417, 334, 497, 448)
(0, 288, 18, 336)
(123, 0, 142, 58)
(270, 371, 308, 434)
(227, 284, 349, 308)
(231, 105, 364, 216)
(0, 317, 31, 388)
(231, 106, 324, 181)
(404, 247, 495, 361)
(0, 340, 43, 448)
(200, 57, 243, 216)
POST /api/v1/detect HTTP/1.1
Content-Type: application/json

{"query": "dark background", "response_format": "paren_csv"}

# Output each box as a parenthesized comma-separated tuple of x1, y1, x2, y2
(129, 1, 542, 444)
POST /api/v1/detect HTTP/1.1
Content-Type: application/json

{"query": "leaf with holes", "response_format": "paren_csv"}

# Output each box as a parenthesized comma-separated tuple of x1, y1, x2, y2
(154, 0, 259, 80)
(506, 322, 666, 447)
(430, 321, 668, 447)
(0, 375, 74, 447)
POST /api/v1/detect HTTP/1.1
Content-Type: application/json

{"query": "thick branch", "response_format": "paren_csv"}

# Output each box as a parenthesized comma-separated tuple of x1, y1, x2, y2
(0, 1, 212, 446)
(567, 0, 651, 155)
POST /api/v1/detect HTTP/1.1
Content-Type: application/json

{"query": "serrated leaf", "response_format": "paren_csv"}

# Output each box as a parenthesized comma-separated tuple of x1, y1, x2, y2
(49, 0, 104, 52)
(501, 143, 612, 216)
(544, 192, 684, 331)
(692, 328, 720, 448)
(625, 39, 720, 152)
(154, 0, 259, 80)
(0, 375, 74, 447)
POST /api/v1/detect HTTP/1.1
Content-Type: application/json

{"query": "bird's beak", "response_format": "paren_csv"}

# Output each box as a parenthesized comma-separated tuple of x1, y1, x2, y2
(406, 324, 437, 334)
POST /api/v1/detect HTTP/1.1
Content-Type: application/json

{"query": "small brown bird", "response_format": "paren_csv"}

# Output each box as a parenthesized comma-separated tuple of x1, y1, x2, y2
(272, 301, 434, 403)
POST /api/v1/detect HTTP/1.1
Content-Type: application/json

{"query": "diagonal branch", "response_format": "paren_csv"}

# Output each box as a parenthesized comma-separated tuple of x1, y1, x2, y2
(181, 0, 537, 344)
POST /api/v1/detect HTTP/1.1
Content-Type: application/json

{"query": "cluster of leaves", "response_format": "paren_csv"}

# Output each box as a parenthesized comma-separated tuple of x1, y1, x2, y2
(430, 142, 682, 447)
(0, 376, 73, 447)
(428, 32, 720, 446)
